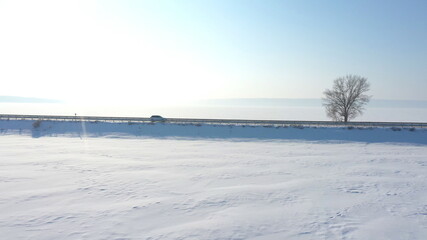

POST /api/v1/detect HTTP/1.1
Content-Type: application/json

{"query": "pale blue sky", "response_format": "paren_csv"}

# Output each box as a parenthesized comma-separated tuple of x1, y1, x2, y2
(1, 0, 426, 103)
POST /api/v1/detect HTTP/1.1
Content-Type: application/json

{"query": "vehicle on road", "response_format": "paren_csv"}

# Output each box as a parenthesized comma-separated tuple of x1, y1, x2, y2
(150, 115, 165, 122)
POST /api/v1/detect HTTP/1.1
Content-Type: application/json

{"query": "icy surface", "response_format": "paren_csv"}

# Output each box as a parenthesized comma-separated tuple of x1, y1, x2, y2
(0, 121, 427, 239)
(1, 100, 427, 122)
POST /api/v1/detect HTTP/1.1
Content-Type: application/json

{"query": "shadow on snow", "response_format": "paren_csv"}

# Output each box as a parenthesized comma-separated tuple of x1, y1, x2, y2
(1, 120, 426, 145)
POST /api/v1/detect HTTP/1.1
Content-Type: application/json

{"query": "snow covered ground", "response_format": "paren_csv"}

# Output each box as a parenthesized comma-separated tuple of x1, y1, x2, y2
(1, 120, 427, 239)
(1, 120, 427, 145)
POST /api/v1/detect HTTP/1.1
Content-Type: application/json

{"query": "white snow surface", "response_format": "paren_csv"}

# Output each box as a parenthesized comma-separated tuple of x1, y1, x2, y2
(1, 120, 427, 239)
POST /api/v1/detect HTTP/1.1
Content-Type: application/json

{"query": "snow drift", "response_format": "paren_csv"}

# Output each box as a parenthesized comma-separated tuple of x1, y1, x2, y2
(1, 119, 426, 144)
(1, 135, 426, 239)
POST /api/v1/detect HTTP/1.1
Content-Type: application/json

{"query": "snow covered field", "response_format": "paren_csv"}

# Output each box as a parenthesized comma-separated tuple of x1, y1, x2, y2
(1, 120, 427, 239)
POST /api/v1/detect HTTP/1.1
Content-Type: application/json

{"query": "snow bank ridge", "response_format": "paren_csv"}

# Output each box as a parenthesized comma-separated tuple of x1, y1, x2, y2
(1, 119, 426, 144)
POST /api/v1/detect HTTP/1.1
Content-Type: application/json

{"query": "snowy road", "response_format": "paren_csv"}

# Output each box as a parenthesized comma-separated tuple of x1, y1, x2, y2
(1, 135, 426, 239)
(2, 114, 427, 128)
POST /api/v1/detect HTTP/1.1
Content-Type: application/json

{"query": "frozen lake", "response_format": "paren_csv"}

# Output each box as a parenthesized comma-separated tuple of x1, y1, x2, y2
(1, 99, 427, 122)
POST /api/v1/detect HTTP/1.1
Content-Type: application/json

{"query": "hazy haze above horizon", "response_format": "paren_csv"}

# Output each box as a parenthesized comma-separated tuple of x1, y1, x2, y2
(1, 0, 427, 104)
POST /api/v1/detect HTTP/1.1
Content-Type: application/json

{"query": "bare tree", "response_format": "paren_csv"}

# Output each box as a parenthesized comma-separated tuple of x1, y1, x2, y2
(323, 75, 371, 122)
